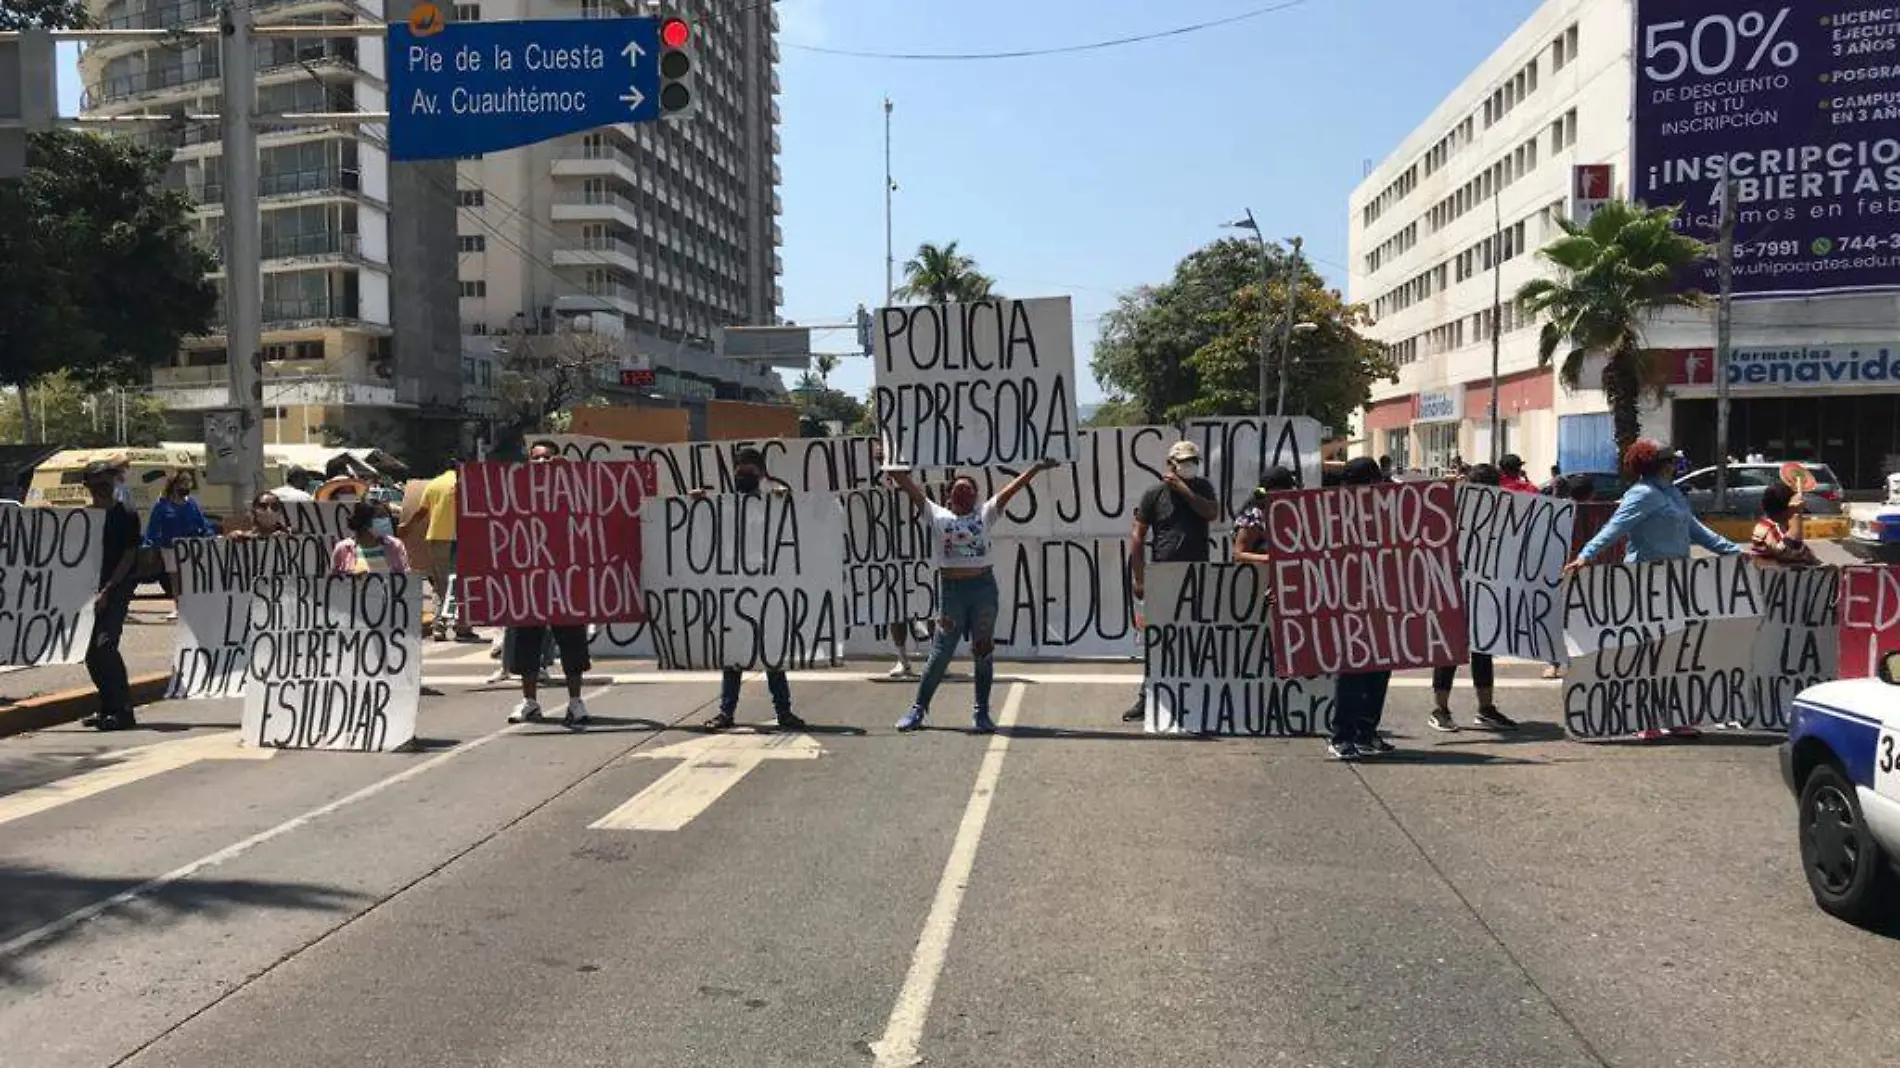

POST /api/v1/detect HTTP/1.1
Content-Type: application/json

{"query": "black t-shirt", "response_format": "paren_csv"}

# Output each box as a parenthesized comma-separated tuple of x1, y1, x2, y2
(99, 502, 141, 591)
(1137, 478, 1218, 563)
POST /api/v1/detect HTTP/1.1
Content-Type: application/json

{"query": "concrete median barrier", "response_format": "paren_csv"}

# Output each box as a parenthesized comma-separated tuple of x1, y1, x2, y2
(0, 671, 175, 739)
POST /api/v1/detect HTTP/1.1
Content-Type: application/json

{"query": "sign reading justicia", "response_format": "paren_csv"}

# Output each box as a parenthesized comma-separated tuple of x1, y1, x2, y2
(1633, 0, 1900, 298)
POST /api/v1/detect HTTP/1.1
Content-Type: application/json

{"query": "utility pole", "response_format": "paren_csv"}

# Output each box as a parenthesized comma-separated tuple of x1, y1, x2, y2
(1275, 235, 1304, 419)
(1237, 209, 1273, 418)
(1713, 175, 1737, 513)
(221, 0, 265, 503)
(1488, 194, 1502, 465)
(883, 96, 894, 304)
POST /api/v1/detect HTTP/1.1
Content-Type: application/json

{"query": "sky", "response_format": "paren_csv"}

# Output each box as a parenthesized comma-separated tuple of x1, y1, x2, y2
(55, 0, 1548, 406)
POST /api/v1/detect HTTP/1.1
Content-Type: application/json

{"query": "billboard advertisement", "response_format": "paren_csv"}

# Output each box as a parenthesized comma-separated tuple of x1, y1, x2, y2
(1632, 0, 1900, 298)
(1572, 163, 1614, 224)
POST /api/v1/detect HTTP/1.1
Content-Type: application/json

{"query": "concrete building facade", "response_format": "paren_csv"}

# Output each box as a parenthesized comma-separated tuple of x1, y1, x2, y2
(1347, 0, 1900, 490)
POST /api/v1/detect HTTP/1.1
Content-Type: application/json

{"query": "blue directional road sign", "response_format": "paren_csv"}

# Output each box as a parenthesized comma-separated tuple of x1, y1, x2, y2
(387, 17, 661, 162)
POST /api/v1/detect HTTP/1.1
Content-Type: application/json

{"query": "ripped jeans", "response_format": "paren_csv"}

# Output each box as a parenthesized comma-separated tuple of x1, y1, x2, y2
(910, 571, 1000, 716)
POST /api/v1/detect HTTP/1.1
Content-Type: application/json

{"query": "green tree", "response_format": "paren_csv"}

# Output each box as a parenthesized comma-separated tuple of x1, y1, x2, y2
(1516, 199, 1711, 458)
(1092, 238, 1393, 430)
(0, 0, 87, 29)
(895, 241, 996, 304)
(0, 371, 172, 447)
(494, 321, 622, 436)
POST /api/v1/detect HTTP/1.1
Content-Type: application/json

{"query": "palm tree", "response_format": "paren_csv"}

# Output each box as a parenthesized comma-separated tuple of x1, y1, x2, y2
(813, 353, 839, 389)
(896, 241, 997, 304)
(1516, 199, 1710, 458)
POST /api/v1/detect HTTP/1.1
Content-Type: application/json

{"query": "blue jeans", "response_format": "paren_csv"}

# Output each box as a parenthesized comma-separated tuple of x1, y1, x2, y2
(910, 572, 1000, 716)
(721, 668, 791, 715)
(1332, 671, 1392, 746)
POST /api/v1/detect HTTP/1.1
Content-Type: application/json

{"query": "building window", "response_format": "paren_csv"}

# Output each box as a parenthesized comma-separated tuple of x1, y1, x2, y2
(454, 3, 480, 20)
(1553, 23, 1578, 71)
(460, 280, 486, 298)
(457, 189, 485, 207)
(1551, 108, 1577, 153)
(458, 234, 486, 252)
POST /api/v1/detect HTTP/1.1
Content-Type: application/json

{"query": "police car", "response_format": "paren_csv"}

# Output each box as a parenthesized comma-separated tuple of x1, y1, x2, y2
(1785, 655, 1900, 924)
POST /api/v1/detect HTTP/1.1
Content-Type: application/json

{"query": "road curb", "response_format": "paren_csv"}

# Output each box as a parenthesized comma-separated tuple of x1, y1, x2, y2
(0, 671, 174, 739)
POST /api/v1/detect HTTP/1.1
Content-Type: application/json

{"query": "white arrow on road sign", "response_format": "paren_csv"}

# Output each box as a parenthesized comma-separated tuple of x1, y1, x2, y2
(621, 39, 645, 67)
(0, 731, 277, 829)
(589, 731, 824, 832)
(619, 86, 645, 110)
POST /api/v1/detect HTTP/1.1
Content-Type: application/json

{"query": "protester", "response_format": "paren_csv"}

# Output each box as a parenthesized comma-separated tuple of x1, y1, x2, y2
(1377, 455, 1393, 481)
(1232, 465, 1298, 565)
(144, 470, 213, 621)
(1564, 439, 1738, 740)
(1498, 453, 1538, 494)
(331, 501, 410, 574)
(82, 461, 143, 732)
(401, 457, 478, 642)
(273, 466, 316, 503)
(228, 492, 289, 541)
(1329, 457, 1396, 760)
(1750, 483, 1820, 568)
(869, 439, 918, 680)
(1122, 440, 1221, 721)
(701, 448, 808, 732)
(1428, 463, 1518, 733)
(889, 459, 1060, 734)
(507, 448, 591, 730)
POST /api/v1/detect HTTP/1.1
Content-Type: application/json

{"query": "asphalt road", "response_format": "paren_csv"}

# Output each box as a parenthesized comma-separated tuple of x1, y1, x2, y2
(3, 650, 1898, 1068)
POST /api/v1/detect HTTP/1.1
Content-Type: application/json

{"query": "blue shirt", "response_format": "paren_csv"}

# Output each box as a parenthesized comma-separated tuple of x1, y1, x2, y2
(1578, 478, 1740, 564)
(143, 496, 213, 549)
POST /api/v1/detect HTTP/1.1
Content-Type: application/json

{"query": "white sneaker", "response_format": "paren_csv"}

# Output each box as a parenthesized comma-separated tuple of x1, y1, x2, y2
(484, 667, 511, 684)
(886, 661, 915, 679)
(508, 700, 543, 724)
(563, 698, 590, 730)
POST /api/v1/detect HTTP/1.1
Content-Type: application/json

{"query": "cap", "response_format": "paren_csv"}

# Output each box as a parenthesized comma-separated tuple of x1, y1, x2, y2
(1499, 453, 1525, 473)
(1167, 440, 1202, 463)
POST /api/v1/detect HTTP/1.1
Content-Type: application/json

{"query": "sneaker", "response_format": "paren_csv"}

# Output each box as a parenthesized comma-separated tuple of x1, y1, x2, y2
(563, 699, 590, 730)
(1474, 707, 1519, 731)
(162, 611, 178, 622)
(454, 630, 482, 643)
(886, 662, 915, 679)
(1359, 735, 1396, 754)
(1665, 726, 1700, 739)
(508, 700, 544, 724)
(972, 709, 996, 734)
(896, 707, 927, 732)
(1634, 728, 1666, 742)
(1121, 700, 1145, 723)
(484, 667, 511, 684)
(1327, 740, 1362, 761)
(1427, 710, 1458, 733)
(81, 713, 103, 729)
(776, 710, 807, 731)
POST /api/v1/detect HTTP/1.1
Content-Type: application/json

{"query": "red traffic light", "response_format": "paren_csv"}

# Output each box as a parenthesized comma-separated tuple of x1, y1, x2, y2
(661, 18, 690, 48)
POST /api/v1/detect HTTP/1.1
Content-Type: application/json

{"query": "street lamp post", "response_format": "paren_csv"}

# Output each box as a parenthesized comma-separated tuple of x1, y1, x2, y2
(1225, 212, 1317, 419)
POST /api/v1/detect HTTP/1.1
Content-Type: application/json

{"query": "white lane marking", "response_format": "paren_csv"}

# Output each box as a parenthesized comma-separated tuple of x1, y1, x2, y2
(422, 671, 1558, 689)
(870, 683, 1024, 1068)
(0, 685, 613, 960)
(422, 644, 501, 666)
(589, 731, 824, 832)
(0, 732, 276, 828)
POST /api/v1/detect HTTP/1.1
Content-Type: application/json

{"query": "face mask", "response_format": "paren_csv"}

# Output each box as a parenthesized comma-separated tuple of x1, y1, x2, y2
(1175, 461, 1200, 478)
(113, 482, 133, 505)
(370, 517, 394, 538)
(734, 473, 762, 495)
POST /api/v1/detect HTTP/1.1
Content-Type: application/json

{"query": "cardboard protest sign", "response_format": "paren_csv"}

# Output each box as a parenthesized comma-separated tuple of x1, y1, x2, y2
(240, 572, 423, 751)
(1750, 566, 1839, 731)
(167, 534, 333, 698)
(456, 460, 654, 627)
(0, 506, 101, 666)
(1563, 617, 1761, 739)
(1141, 562, 1334, 736)
(282, 501, 353, 539)
(640, 492, 846, 671)
(839, 487, 935, 629)
(1839, 566, 1900, 679)
(549, 435, 879, 498)
(1264, 481, 1466, 677)
(1456, 485, 1574, 664)
(871, 296, 1078, 468)
(1562, 554, 1763, 658)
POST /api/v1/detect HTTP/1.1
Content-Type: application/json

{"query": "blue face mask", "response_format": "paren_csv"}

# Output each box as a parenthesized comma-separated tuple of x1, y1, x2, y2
(370, 517, 395, 538)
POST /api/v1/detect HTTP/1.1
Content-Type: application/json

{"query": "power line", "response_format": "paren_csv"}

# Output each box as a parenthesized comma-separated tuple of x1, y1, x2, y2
(782, 0, 1314, 60)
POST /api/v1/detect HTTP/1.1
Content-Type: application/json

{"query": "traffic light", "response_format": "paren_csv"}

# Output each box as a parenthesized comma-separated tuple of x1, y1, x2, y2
(658, 14, 695, 118)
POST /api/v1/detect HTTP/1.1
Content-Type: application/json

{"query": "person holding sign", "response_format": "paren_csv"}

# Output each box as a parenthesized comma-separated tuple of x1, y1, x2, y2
(1750, 483, 1820, 569)
(700, 448, 809, 733)
(890, 459, 1061, 734)
(1328, 458, 1399, 760)
(82, 461, 143, 732)
(228, 492, 290, 541)
(331, 502, 411, 575)
(401, 461, 479, 643)
(505, 448, 593, 731)
(144, 470, 213, 620)
(1233, 465, 1299, 565)
(1428, 464, 1519, 734)
(1122, 441, 1221, 722)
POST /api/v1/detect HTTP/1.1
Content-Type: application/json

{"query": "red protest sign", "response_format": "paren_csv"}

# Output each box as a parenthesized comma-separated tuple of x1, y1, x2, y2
(1839, 565, 1900, 679)
(455, 460, 656, 627)
(1264, 480, 1468, 677)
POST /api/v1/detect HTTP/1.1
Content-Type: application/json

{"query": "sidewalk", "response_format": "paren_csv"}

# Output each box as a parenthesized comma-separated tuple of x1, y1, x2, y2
(0, 601, 180, 707)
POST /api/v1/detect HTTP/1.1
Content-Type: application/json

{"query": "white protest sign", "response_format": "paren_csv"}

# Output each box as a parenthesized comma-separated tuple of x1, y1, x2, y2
(549, 435, 879, 497)
(1141, 562, 1335, 736)
(872, 296, 1079, 468)
(168, 535, 334, 698)
(241, 572, 424, 751)
(1456, 485, 1575, 664)
(282, 501, 353, 539)
(1562, 554, 1763, 658)
(839, 487, 936, 629)
(1562, 617, 1761, 739)
(1749, 566, 1839, 733)
(640, 492, 847, 671)
(0, 506, 101, 666)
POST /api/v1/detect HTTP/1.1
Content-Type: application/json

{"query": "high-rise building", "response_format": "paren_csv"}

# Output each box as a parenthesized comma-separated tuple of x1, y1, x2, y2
(452, 0, 788, 406)
(1348, 0, 1900, 489)
(78, 0, 465, 457)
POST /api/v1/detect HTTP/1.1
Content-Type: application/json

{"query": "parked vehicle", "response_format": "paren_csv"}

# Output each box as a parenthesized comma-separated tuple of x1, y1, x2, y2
(1849, 473, 1900, 561)
(1676, 462, 1844, 516)
(1784, 653, 1900, 924)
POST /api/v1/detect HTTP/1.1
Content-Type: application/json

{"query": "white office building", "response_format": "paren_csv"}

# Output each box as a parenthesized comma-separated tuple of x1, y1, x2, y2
(452, 0, 788, 407)
(1348, 0, 1900, 490)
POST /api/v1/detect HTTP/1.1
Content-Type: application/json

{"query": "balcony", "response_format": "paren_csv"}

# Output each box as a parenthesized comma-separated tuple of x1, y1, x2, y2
(191, 166, 363, 206)
(552, 235, 643, 274)
(210, 231, 365, 268)
(204, 296, 365, 333)
(550, 143, 643, 181)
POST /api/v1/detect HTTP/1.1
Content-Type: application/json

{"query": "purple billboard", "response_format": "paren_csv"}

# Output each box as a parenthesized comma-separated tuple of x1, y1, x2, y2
(1633, 0, 1900, 298)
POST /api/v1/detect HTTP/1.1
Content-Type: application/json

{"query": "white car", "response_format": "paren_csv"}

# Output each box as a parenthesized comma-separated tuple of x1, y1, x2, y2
(1785, 655, 1900, 924)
